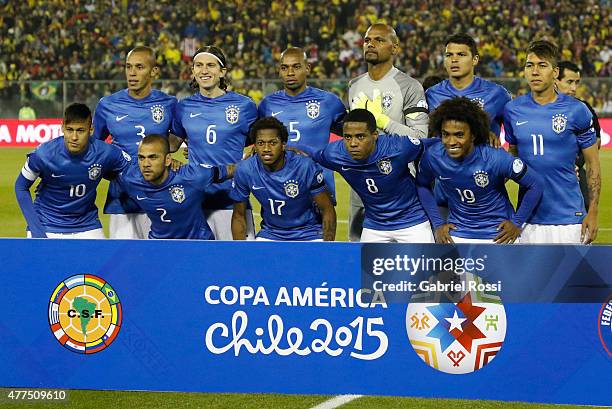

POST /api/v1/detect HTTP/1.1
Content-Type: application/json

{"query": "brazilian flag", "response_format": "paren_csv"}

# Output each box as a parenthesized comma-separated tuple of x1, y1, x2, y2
(101, 283, 120, 305)
(31, 81, 58, 101)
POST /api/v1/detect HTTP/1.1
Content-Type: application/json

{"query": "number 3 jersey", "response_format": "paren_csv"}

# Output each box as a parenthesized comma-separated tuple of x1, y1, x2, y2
(117, 163, 226, 240)
(93, 88, 177, 214)
(172, 91, 258, 210)
(418, 139, 527, 239)
(20, 137, 130, 232)
(503, 93, 596, 224)
(230, 151, 326, 241)
(309, 135, 428, 231)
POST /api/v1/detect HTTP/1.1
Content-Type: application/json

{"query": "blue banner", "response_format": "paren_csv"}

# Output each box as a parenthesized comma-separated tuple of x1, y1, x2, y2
(0, 239, 610, 405)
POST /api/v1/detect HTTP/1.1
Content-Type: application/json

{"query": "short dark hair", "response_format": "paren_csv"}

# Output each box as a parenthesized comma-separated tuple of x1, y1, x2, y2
(191, 46, 228, 90)
(558, 61, 581, 80)
(422, 75, 445, 91)
(128, 46, 157, 66)
(140, 134, 170, 156)
(526, 40, 560, 67)
(249, 117, 289, 144)
(445, 33, 478, 57)
(344, 109, 377, 133)
(280, 47, 308, 63)
(64, 103, 91, 124)
(429, 97, 490, 145)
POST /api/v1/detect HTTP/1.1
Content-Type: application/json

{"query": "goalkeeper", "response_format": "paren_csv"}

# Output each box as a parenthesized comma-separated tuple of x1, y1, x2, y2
(347, 23, 429, 242)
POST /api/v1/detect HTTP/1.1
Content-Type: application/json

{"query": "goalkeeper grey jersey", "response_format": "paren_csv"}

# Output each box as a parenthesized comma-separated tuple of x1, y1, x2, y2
(347, 66, 428, 138)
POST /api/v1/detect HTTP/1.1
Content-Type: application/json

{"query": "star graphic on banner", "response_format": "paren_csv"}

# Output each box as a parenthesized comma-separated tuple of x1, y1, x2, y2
(425, 293, 487, 353)
(445, 310, 466, 332)
(451, 293, 486, 352)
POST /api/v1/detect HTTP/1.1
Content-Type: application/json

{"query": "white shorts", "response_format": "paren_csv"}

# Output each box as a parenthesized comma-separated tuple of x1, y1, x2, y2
(360, 221, 435, 243)
(28, 228, 106, 239)
(109, 213, 151, 239)
(450, 236, 496, 244)
(520, 223, 582, 244)
(255, 237, 323, 242)
(205, 209, 255, 241)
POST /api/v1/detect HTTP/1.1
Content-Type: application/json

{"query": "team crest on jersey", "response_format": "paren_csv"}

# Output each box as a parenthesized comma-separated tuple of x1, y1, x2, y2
(316, 172, 324, 184)
(471, 98, 485, 109)
(121, 151, 131, 161)
(225, 105, 240, 124)
(473, 170, 489, 188)
(381, 91, 394, 112)
(150, 105, 165, 124)
(283, 179, 299, 198)
(305, 100, 320, 119)
(552, 113, 567, 134)
(169, 185, 185, 204)
(88, 164, 102, 180)
(377, 159, 393, 175)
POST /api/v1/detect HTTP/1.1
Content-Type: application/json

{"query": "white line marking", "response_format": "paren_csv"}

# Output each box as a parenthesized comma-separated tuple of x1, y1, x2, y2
(309, 395, 362, 409)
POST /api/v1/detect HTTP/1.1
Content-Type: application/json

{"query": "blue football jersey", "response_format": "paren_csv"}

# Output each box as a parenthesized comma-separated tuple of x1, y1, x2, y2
(418, 139, 528, 239)
(258, 87, 346, 200)
(310, 135, 428, 230)
(118, 163, 226, 239)
(172, 91, 258, 209)
(426, 77, 511, 136)
(21, 137, 130, 233)
(93, 88, 177, 214)
(503, 93, 596, 224)
(230, 151, 326, 240)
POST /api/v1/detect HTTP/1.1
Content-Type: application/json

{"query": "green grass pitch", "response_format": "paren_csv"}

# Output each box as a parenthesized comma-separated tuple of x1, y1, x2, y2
(0, 148, 609, 408)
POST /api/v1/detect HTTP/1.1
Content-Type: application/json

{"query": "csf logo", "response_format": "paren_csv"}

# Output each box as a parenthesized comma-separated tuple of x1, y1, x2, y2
(48, 274, 122, 354)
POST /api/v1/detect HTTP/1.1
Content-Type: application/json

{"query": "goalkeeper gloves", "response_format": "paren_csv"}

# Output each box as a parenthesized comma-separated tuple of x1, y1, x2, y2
(350, 89, 390, 130)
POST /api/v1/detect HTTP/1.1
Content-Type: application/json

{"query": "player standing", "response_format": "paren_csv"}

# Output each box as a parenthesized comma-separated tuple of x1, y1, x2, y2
(503, 41, 600, 244)
(555, 60, 602, 211)
(347, 23, 429, 242)
(231, 117, 336, 241)
(304, 109, 434, 243)
(15, 103, 130, 238)
(258, 47, 346, 202)
(417, 98, 543, 244)
(172, 46, 258, 240)
(93, 46, 177, 239)
(118, 135, 232, 240)
(426, 33, 512, 137)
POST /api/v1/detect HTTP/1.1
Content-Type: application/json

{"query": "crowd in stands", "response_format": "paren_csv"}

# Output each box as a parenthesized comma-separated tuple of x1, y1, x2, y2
(0, 0, 610, 112)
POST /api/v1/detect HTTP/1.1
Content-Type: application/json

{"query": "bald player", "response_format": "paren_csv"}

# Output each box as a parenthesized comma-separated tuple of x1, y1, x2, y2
(258, 47, 346, 202)
(347, 23, 429, 241)
(93, 46, 177, 239)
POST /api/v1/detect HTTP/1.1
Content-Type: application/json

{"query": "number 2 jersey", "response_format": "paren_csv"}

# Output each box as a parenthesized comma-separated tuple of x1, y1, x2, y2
(503, 93, 596, 224)
(93, 88, 177, 214)
(117, 163, 227, 240)
(230, 151, 326, 241)
(20, 137, 130, 232)
(172, 91, 258, 210)
(308, 135, 428, 231)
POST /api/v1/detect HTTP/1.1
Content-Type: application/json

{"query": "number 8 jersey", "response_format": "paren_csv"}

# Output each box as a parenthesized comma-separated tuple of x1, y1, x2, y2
(172, 92, 258, 209)
(503, 93, 596, 224)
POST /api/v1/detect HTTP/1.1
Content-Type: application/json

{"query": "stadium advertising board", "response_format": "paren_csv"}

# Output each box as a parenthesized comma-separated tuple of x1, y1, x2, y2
(1, 118, 612, 148)
(0, 239, 610, 405)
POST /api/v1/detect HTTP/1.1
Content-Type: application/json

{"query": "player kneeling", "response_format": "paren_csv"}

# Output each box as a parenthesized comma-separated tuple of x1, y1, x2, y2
(117, 135, 233, 240)
(231, 117, 336, 241)
(417, 97, 543, 244)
